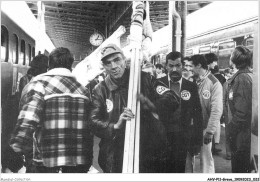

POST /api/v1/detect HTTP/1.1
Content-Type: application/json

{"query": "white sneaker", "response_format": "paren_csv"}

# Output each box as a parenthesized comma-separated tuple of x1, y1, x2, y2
(88, 166, 100, 173)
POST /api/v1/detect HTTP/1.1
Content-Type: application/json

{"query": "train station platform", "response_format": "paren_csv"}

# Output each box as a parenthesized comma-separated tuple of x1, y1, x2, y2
(90, 125, 231, 173)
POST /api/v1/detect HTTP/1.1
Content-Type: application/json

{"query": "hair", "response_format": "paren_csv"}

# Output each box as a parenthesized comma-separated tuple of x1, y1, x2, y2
(204, 53, 218, 65)
(210, 65, 219, 74)
(48, 47, 74, 70)
(155, 63, 163, 69)
(231, 46, 252, 69)
(183, 56, 191, 62)
(190, 54, 208, 70)
(166, 51, 183, 65)
(29, 54, 48, 76)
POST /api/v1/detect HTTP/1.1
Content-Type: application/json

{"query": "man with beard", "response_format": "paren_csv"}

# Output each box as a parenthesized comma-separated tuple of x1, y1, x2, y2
(158, 51, 203, 172)
(90, 44, 179, 173)
(187, 54, 223, 173)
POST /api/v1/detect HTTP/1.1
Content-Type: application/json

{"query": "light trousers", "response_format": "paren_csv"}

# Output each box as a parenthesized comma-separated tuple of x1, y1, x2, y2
(200, 130, 215, 173)
(214, 121, 221, 143)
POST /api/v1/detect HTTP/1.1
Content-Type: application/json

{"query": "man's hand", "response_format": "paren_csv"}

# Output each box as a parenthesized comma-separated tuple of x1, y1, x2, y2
(203, 132, 213, 145)
(114, 108, 134, 130)
(137, 94, 155, 111)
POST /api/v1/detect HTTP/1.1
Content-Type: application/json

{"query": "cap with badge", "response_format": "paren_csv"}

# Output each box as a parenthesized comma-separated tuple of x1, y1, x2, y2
(100, 44, 123, 61)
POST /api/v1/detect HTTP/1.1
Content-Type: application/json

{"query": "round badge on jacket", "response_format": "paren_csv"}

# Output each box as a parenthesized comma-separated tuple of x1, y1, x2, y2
(106, 99, 113, 112)
(156, 86, 170, 95)
(181, 90, 191, 100)
(202, 90, 211, 99)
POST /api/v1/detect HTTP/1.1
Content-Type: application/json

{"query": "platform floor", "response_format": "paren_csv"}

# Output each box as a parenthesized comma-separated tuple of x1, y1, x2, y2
(91, 125, 231, 173)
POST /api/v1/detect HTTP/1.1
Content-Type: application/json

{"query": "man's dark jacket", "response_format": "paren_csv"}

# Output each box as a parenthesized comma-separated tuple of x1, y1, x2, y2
(158, 76, 203, 154)
(90, 69, 179, 173)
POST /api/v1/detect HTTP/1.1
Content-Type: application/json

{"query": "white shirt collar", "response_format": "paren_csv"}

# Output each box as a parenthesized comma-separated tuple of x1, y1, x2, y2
(34, 68, 75, 80)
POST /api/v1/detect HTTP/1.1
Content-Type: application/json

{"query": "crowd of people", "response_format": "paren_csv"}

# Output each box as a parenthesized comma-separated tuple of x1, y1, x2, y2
(2, 43, 253, 173)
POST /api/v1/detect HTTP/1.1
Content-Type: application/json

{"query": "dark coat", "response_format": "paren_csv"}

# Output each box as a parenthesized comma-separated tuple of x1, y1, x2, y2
(227, 68, 252, 141)
(158, 76, 203, 152)
(226, 68, 252, 173)
(90, 69, 179, 173)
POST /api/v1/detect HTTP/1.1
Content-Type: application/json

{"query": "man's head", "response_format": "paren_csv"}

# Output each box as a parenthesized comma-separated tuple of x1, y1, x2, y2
(142, 62, 156, 77)
(166, 51, 183, 82)
(188, 54, 208, 77)
(100, 44, 126, 80)
(204, 53, 218, 70)
(182, 57, 193, 79)
(48, 47, 74, 71)
(155, 63, 163, 75)
(230, 46, 252, 70)
(29, 54, 48, 76)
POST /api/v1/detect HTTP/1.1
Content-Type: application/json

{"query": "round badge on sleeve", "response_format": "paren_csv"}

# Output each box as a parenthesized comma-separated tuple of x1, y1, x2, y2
(106, 99, 113, 112)
(156, 86, 169, 95)
(181, 90, 191, 100)
(202, 90, 211, 99)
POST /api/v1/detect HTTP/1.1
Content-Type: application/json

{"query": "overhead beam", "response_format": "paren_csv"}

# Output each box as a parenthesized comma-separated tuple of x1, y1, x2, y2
(51, 39, 89, 46)
(44, 4, 108, 16)
(45, 16, 104, 31)
(43, 11, 106, 22)
(44, 1, 111, 10)
(46, 30, 90, 38)
(45, 23, 94, 32)
(108, 2, 132, 31)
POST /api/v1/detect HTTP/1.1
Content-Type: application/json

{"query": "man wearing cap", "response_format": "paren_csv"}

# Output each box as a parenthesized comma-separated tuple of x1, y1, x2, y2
(158, 51, 203, 173)
(90, 44, 179, 173)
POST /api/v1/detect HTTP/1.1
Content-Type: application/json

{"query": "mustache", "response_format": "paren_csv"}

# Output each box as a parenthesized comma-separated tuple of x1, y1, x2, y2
(170, 71, 181, 76)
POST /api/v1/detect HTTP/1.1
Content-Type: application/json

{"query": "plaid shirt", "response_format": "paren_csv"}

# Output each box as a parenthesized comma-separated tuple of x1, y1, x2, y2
(10, 68, 93, 168)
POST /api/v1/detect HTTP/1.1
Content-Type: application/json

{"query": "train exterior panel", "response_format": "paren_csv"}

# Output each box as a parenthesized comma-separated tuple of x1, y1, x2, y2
(1, 11, 35, 100)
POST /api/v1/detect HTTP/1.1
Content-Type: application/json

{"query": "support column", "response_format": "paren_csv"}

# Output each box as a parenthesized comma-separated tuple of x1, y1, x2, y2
(169, 1, 182, 52)
(36, 1, 46, 55)
(177, 1, 187, 56)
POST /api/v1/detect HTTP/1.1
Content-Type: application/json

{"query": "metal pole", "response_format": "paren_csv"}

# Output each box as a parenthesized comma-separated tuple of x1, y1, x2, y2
(123, 1, 144, 173)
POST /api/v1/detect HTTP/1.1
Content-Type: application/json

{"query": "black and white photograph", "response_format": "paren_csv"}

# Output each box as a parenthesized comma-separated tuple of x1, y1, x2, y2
(1, 1, 259, 181)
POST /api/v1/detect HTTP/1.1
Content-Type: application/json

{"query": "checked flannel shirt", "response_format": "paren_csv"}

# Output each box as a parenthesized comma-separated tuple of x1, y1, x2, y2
(10, 68, 93, 168)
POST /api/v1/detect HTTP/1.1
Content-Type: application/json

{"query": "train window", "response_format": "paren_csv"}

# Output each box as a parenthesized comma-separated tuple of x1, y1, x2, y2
(27, 44, 31, 65)
(32, 47, 35, 58)
(246, 39, 254, 46)
(20, 39, 25, 65)
(199, 46, 211, 54)
(1, 25, 9, 62)
(219, 41, 235, 50)
(186, 49, 193, 56)
(12, 34, 19, 64)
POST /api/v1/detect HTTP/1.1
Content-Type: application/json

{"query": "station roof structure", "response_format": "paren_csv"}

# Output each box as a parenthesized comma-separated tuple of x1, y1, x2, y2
(26, 1, 211, 61)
